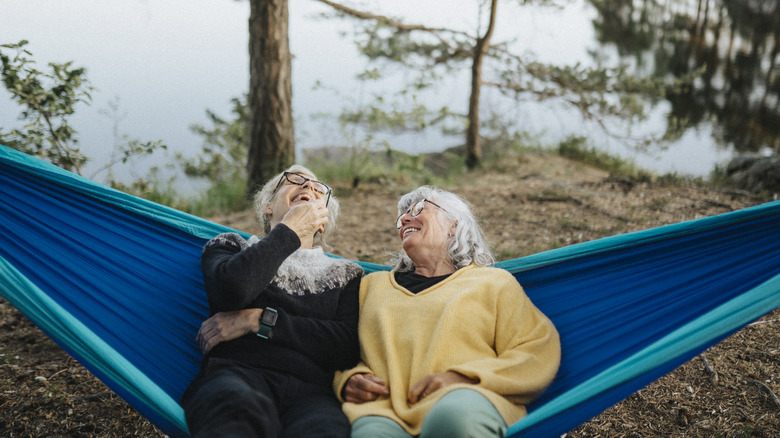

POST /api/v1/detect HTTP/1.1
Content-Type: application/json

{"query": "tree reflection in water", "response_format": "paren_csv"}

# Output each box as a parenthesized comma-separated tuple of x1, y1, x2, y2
(590, 0, 779, 155)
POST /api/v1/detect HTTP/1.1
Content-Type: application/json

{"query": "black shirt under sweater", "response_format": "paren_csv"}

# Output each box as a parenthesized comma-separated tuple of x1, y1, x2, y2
(200, 224, 362, 386)
(394, 271, 451, 293)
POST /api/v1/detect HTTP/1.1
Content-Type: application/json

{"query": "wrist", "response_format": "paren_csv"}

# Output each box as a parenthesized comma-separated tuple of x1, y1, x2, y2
(256, 307, 278, 340)
(250, 309, 262, 333)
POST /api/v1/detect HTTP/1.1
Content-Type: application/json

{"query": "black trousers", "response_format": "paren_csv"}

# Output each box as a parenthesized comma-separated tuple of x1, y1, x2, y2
(180, 358, 350, 438)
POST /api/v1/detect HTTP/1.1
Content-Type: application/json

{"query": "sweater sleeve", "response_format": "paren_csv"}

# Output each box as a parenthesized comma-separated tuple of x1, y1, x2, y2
(201, 224, 301, 313)
(448, 274, 561, 405)
(333, 361, 374, 402)
(270, 275, 362, 371)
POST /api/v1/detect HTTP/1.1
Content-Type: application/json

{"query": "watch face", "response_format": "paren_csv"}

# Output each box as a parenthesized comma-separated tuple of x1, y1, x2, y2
(261, 309, 278, 326)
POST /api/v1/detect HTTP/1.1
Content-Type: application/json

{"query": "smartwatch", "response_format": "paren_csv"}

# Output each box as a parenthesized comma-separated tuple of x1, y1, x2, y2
(256, 307, 278, 340)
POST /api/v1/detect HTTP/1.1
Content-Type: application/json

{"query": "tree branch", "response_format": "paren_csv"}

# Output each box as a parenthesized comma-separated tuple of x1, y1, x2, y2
(749, 380, 780, 409)
(315, 0, 467, 36)
(699, 353, 718, 384)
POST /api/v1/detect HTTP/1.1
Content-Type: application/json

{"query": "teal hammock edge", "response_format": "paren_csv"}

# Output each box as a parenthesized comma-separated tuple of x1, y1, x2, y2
(496, 198, 779, 275)
(0, 255, 188, 433)
(507, 269, 780, 435)
(0, 146, 239, 241)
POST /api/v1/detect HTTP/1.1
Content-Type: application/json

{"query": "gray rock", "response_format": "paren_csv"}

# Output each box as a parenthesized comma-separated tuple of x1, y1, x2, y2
(726, 154, 780, 193)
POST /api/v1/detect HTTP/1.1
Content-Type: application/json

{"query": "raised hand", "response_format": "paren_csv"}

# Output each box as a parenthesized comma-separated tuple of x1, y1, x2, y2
(280, 197, 329, 241)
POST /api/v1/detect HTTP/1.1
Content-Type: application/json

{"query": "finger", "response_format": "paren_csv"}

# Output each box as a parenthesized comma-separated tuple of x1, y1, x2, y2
(345, 392, 375, 404)
(199, 335, 208, 354)
(202, 332, 220, 354)
(347, 388, 378, 403)
(345, 374, 387, 403)
(195, 320, 213, 344)
(408, 380, 428, 404)
(348, 387, 380, 403)
(359, 375, 389, 395)
(364, 374, 386, 386)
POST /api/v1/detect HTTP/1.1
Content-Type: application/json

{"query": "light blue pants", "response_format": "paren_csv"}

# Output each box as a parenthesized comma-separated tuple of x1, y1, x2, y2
(351, 389, 507, 438)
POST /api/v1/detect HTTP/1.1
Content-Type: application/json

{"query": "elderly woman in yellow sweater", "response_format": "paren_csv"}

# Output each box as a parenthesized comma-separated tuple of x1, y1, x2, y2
(336, 185, 560, 438)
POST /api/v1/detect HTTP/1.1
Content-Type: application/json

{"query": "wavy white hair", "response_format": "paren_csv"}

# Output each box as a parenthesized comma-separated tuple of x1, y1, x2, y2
(392, 186, 494, 272)
(252, 164, 339, 250)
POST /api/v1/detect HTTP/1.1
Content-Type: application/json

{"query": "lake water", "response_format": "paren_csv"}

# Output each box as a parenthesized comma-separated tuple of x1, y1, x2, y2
(1, 0, 775, 187)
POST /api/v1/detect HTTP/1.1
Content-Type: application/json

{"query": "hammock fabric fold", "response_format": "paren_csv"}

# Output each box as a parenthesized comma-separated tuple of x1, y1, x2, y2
(1, 144, 779, 437)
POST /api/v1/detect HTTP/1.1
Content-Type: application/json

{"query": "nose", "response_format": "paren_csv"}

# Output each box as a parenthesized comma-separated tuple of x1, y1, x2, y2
(397, 212, 412, 229)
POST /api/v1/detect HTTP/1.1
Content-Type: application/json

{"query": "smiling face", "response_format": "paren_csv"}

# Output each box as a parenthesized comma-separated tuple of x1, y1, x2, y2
(263, 171, 328, 225)
(397, 200, 456, 270)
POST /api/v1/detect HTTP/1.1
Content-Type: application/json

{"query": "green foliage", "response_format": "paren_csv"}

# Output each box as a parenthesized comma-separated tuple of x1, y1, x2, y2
(0, 40, 92, 172)
(305, 141, 466, 192)
(190, 173, 251, 217)
(356, 22, 471, 69)
(339, 98, 458, 133)
(557, 135, 654, 180)
(707, 163, 731, 189)
(88, 96, 167, 182)
(109, 166, 183, 209)
(184, 97, 248, 182)
(479, 112, 547, 171)
(177, 97, 251, 215)
(0, 41, 165, 178)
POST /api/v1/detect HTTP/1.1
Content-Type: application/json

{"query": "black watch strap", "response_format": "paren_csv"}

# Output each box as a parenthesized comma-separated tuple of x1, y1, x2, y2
(256, 307, 278, 340)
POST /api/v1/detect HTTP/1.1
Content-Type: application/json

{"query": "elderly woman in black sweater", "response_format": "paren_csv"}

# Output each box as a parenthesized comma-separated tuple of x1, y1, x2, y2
(180, 165, 363, 438)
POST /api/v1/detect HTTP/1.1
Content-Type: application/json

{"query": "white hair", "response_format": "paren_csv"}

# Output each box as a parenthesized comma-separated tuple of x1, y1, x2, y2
(252, 164, 339, 250)
(392, 185, 494, 272)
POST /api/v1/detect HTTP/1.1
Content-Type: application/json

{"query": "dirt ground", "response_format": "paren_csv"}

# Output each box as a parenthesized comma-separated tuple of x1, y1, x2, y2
(1, 151, 778, 437)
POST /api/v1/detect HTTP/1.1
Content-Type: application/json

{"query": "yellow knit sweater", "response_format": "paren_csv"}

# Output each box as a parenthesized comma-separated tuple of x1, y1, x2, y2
(334, 265, 561, 435)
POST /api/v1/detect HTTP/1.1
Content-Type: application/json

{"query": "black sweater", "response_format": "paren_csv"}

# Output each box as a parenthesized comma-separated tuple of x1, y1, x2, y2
(200, 224, 362, 386)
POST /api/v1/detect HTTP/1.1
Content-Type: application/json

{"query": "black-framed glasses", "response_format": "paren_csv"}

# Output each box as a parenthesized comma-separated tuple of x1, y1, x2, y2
(274, 172, 332, 205)
(395, 199, 445, 229)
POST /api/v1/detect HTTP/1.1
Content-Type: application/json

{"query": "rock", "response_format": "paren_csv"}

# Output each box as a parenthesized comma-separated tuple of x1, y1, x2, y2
(726, 154, 780, 194)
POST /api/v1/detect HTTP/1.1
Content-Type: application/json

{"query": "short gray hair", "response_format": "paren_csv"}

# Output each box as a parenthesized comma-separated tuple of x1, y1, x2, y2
(393, 186, 494, 272)
(252, 164, 339, 250)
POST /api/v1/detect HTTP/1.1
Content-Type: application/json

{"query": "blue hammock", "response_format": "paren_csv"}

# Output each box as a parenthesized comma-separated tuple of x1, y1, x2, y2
(1, 144, 779, 437)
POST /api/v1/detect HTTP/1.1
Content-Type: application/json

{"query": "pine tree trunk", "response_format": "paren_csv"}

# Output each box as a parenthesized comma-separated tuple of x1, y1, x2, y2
(247, 0, 294, 194)
(466, 0, 498, 170)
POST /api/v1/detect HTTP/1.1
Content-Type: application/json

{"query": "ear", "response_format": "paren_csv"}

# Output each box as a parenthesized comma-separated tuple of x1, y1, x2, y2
(448, 220, 458, 237)
(262, 202, 273, 216)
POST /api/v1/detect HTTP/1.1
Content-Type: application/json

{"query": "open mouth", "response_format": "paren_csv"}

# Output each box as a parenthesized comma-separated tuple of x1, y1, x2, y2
(291, 192, 313, 203)
(402, 227, 420, 238)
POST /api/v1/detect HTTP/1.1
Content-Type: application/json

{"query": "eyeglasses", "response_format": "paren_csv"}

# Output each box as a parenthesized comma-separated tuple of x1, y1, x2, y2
(274, 172, 332, 205)
(395, 199, 445, 229)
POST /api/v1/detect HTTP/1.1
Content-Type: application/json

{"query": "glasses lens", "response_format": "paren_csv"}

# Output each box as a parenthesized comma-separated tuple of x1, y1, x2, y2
(310, 182, 330, 195)
(396, 200, 424, 228)
(411, 200, 426, 217)
(286, 173, 306, 184)
(284, 173, 330, 194)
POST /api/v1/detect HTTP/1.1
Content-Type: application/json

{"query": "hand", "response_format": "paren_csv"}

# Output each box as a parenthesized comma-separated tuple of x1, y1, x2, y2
(408, 371, 478, 404)
(280, 198, 329, 241)
(343, 373, 390, 404)
(196, 308, 262, 354)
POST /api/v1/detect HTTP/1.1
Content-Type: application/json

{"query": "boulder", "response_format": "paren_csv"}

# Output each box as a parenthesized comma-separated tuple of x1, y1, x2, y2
(726, 154, 780, 194)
